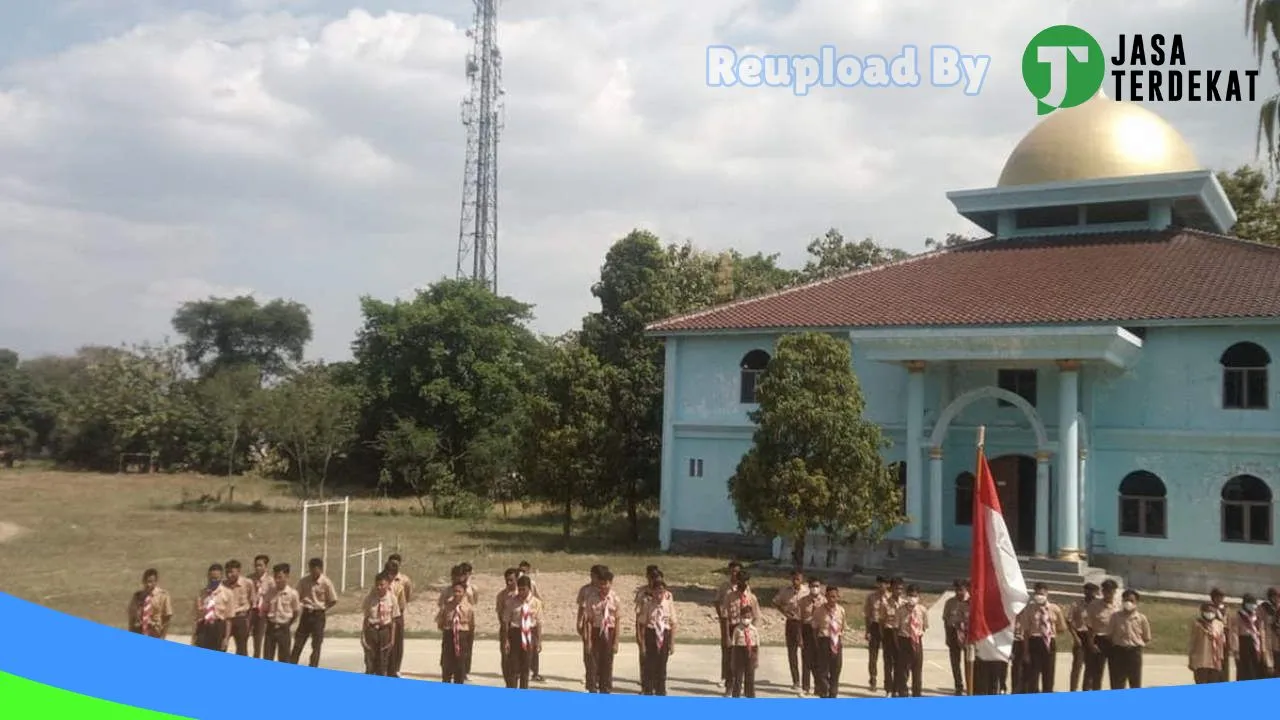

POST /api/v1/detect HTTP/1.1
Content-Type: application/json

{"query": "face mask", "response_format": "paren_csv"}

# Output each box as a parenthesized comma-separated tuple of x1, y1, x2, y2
(1034, 594, 1047, 605)
(1244, 603, 1257, 614)
(1122, 601, 1136, 612)
(206, 580, 220, 593)
(907, 596, 918, 606)
(1202, 611, 1217, 621)
(741, 618, 752, 626)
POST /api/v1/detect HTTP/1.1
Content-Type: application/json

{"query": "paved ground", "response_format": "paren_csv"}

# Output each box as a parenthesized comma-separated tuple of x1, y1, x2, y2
(169, 636, 1194, 696)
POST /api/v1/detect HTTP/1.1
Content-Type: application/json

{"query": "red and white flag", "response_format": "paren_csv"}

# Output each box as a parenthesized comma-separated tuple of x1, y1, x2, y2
(967, 444, 1029, 662)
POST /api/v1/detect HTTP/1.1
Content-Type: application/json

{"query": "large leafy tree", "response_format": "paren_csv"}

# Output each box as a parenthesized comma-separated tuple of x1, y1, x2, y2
(728, 332, 904, 568)
(171, 296, 312, 379)
(1248, 1, 1280, 170)
(799, 229, 911, 282)
(261, 362, 359, 499)
(1218, 165, 1280, 245)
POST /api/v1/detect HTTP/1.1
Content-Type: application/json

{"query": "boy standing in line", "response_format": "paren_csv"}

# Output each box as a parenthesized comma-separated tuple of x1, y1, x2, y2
(1107, 589, 1152, 689)
(437, 580, 475, 684)
(893, 584, 929, 698)
(874, 577, 903, 696)
(1188, 602, 1226, 684)
(942, 579, 971, 695)
(385, 554, 412, 678)
(1067, 583, 1098, 691)
(797, 576, 824, 696)
(636, 574, 676, 696)
(863, 576, 888, 692)
(249, 555, 271, 659)
(193, 563, 234, 652)
(812, 585, 845, 698)
(773, 569, 807, 693)
(496, 568, 520, 686)
(291, 558, 338, 667)
(128, 568, 173, 639)
(223, 559, 255, 656)
(584, 569, 621, 694)
(713, 561, 742, 688)
(576, 565, 604, 691)
(362, 572, 399, 676)
(261, 563, 300, 662)
(517, 560, 543, 680)
(503, 575, 543, 689)
(729, 604, 760, 698)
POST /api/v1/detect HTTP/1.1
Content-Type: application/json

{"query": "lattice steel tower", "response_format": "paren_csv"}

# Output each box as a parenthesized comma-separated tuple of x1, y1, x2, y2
(456, 0, 504, 293)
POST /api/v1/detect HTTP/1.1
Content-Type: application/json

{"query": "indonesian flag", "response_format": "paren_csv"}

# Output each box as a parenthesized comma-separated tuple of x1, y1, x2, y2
(967, 444, 1029, 662)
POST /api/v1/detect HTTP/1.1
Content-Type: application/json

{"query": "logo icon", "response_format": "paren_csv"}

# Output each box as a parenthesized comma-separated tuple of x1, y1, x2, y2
(1022, 25, 1105, 115)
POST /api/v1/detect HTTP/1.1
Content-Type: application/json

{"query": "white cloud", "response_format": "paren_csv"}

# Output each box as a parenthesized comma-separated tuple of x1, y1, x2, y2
(0, 0, 1268, 361)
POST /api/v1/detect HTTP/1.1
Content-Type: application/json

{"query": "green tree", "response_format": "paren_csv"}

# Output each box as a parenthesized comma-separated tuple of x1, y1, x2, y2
(924, 232, 981, 251)
(376, 418, 452, 516)
(1247, 2, 1280, 171)
(1218, 165, 1280, 245)
(262, 363, 359, 499)
(727, 332, 904, 568)
(799, 229, 910, 282)
(520, 333, 611, 539)
(193, 365, 263, 475)
(0, 349, 38, 454)
(171, 296, 312, 378)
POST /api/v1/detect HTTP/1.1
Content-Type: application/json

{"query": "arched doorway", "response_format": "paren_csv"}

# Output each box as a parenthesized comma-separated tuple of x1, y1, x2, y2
(989, 454, 1038, 554)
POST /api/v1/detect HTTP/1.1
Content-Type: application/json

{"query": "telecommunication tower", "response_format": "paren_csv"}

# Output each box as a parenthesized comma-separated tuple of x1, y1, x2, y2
(455, 0, 504, 293)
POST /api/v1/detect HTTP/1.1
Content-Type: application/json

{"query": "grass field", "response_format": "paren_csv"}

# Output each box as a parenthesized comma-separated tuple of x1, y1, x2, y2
(0, 468, 1202, 654)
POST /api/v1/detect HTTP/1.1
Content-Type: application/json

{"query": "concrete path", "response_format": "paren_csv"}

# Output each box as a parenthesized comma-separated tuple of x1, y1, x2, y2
(170, 636, 1194, 696)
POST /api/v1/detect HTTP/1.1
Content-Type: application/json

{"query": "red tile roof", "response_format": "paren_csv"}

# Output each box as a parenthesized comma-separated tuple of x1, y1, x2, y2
(646, 229, 1280, 333)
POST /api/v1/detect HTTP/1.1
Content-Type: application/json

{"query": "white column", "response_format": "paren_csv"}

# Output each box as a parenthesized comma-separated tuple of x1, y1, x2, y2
(905, 361, 926, 545)
(1034, 451, 1050, 557)
(1056, 360, 1081, 560)
(1078, 448, 1089, 557)
(658, 338, 678, 551)
(928, 446, 944, 549)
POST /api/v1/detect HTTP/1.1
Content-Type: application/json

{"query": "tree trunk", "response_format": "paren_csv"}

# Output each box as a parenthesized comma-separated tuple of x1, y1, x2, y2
(227, 424, 238, 477)
(562, 493, 572, 540)
(625, 476, 638, 543)
(791, 532, 807, 570)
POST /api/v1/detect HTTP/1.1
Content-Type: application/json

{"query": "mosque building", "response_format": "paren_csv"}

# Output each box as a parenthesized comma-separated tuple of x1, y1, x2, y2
(645, 93, 1280, 596)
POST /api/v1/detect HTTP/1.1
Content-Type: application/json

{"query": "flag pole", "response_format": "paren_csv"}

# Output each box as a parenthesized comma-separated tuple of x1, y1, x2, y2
(965, 425, 985, 696)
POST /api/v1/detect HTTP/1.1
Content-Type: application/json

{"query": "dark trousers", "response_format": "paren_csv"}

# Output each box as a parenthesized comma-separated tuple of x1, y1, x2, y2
(1108, 645, 1142, 689)
(730, 646, 757, 698)
(230, 614, 250, 656)
(531, 645, 540, 678)
(581, 636, 595, 691)
(641, 628, 671, 696)
(800, 625, 817, 692)
(784, 619, 802, 686)
(1070, 642, 1085, 690)
(441, 630, 471, 683)
(1221, 649, 1232, 682)
(388, 616, 405, 676)
(1083, 636, 1110, 690)
(1010, 639, 1024, 693)
(894, 637, 923, 697)
(866, 621, 882, 687)
(814, 640, 843, 698)
(879, 627, 898, 692)
(464, 630, 474, 678)
(1274, 651, 1280, 678)
(972, 660, 1006, 695)
(588, 629, 616, 694)
(1194, 668, 1224, 684)
(263, 621, 292, 662)
(719, 619, 731, 683)
(1236, 637, 1264, 681)
(251, 611, 267, 659)
(290, 610, 325, 667)
(946, 634, 966, 692)
(363, 624, 392, 676)
(1024, 638, 1056, 692)
(195, 620, 226, 651)
(505, 628, 533, 689)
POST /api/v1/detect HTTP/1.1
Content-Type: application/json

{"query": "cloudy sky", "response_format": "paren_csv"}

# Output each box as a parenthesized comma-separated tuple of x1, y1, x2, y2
(0, 0, 1267, 361)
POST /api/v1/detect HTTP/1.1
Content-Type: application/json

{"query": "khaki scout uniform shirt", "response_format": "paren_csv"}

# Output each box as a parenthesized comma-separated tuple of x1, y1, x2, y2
(364, 590, 399, 627)
(800, 589, 824, 626)
(263, 584, 301, 625)
(874, 593, 902, 627)
(895, 601, 930, 641)
(1107, 609, 1152, 647)
(583, 588, 622, 631)
(392, 573, 412, 613)
(864, 590, 884, 627)
(1067, 600, 1090, 643)
(714, 580, 735, 618)
(943, 595, 969, 645)
(297, 574, 338, 612)
(731, 622, 761, 647)
(722, 590, 761, 625)
(223, 578, 254, 616)
(503, 596, 544, 628)
(496, 588, 520, 625)
(637, 590, 676, 635)
(194, 584, 235, 623)
(1017, 601, 1067, 643)
(1086, 596, 1121, 636)
(252, 573, 273, 614)
(774, 585, 806, 622)
(437, 598, 475, 631)
(129, 588, 173, 635)
(1228, 610, 1274, 669)
(1188, 617, 1226, 671)
(814, 602, 846, 645)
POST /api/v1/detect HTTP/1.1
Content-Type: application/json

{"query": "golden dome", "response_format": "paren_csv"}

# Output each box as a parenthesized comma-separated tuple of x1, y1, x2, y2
(996, 93, 1201, 187)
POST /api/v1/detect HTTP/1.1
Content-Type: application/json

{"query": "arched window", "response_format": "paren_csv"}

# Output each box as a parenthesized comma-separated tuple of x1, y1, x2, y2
(1222, 474, 1273, 544)
(1118, 471, 1167, 538)
(1221, 342, 1270, 410)
(955, 472, 975, 527)
(739, 350, 771, 404)
(890, 462, 907, 515)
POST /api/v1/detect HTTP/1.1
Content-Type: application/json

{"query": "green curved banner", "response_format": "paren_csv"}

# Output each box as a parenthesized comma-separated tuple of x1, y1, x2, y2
(0, 671, 188, 718)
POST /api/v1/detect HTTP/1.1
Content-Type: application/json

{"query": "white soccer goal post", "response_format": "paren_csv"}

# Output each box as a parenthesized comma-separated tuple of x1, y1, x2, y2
(349, 543, 384, 590)
(300, 497, 350, 592)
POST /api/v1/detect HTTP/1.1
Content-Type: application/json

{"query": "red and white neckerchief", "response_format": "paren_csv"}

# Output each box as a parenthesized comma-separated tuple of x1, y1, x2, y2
(257, 579, 269, 614)
(452, 605, 463, 656)
(201, 591, 218, 624)
(1241, 610, 1262, 658)
(828, 609, 841, 652)
(598, 597, 614, 638)
(519, 603, 534, 650)
(140, 593, 154, 634)
(743, 623, 755, 650)
(653, 596, 669, 650)
(377, 594, 391, 626)
(1203, 619, 1225, 668)
(909, 606, 924, 647)
(1037, 605, 1054, 647)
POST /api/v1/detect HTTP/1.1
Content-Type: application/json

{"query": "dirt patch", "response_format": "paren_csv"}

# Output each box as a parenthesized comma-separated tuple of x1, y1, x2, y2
(328, 571, 876, 646)
(0, 522, 24, 543)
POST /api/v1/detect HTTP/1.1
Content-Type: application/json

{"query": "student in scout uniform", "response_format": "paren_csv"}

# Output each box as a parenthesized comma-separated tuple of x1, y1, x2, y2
(291, 557, 338, 667)
(261, 563, 300, 662)
(517, 560, 543, 681)
(250, 555, 272, 659)
(1067, 582, 1098, 691)
(497, 568, 521, 687)
(384, 554, 412, 678)
(721, 573, 761, 696)
(798, 576, 824, 696)
(437, 580, 475, 684)
(812, 584, 846, 698)
(1106, 589, 1152, 689)
(1009, 606, 1026, 693)
(863, 576, 888, 692)
(729, 604, 761, 698)
(635, 566, 661, 695)
(1188, 602, 1227, 684)
(361, 572, 399, 676)
(503, 575, 543, 689)
(1209, 587, 1231, 680)
(577, 565, 605, 691)
(942, 579, 970, 695)
(874, 576, 904, 696)
(637, 574, 676, 696)
(456, 561, 477, 679)
(1265, 588, 1280, 677)
(193, 563, 234, 651)
(893, 584, 929, 698)
(1018, 582, 1067, 693)
(222, 559, 255, 656)
(584, 569, 621, 694)
(713, 561, 743, 688)
(128, 568, 173, 639)
(773, 569, 807, 693)
(1083, 578, 1120, 690)
(1228, 593, 1273, 681)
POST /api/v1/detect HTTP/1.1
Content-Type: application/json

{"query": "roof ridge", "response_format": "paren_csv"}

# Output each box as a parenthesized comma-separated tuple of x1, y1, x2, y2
(1178, 226, 1280, 251)
(646, 241, 973, 332)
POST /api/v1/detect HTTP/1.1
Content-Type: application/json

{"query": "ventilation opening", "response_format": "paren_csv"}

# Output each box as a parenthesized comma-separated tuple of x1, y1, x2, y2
(1014, 206, 1079, 230)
